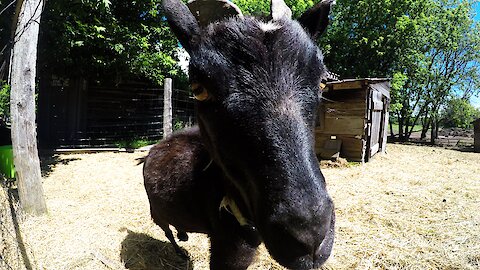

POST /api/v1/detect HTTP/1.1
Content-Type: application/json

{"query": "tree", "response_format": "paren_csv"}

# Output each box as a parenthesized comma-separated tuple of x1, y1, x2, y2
(420, 1, 480, 142)
(318, 0, 480, 142)
(441, 98, 480, 129)
(1, 0, 16, 77)
(38, 0, 185, 86)
(9, 0, 47, 215)
(233, 0, 316, 17)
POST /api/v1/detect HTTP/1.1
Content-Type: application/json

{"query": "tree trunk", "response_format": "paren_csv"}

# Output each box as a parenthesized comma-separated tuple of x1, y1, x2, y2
(430, 117, 437, 145)
(9, 0, 47, 215)
(389, 119, 394, 139)
(398, 112, 405, 141)
(421, 115, 430, 140)
(404, 115, 411, 140)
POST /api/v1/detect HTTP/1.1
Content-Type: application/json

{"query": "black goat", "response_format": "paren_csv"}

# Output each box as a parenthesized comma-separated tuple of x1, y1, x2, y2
(144, 0, 337, 269)
(143, 126, 261, 269)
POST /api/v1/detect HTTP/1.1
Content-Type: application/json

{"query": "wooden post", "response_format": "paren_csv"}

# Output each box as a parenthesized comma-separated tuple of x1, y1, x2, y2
(9, 0, 47, 214)
(474, 119, 480, 153)
(163, 78, 173, 138)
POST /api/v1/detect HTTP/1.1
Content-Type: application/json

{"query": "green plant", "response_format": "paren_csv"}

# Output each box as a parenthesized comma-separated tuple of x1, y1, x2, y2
(173, 119, 185, 131)
(0, 81, 10, 122)
(114, 137, 157, 149)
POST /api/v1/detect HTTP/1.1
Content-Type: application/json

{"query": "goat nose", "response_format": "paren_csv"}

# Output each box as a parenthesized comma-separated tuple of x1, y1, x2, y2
(313, 205, 335, 267)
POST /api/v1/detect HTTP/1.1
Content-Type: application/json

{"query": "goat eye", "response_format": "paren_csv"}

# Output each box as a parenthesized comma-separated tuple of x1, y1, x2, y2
(191, 83, 209, 101)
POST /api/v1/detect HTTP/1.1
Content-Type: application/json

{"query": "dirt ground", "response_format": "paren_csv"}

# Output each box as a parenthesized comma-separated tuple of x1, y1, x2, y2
(407, 128, 474, 149)
(1, 144, 480, 270)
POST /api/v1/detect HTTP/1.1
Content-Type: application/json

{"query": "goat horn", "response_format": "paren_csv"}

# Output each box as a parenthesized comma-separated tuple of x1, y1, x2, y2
(187, 0, 243, 27)
(271, 0, 292, 20)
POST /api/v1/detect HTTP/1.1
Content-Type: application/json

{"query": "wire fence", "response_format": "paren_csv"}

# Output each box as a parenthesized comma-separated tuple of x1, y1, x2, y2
(37, 79, 196, 148)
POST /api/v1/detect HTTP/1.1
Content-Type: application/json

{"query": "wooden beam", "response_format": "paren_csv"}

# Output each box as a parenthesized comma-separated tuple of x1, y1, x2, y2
(163, 78, 173, 138)
(331, 81, 363, 90)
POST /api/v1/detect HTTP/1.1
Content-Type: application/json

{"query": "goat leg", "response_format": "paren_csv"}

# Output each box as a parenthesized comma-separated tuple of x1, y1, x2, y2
(177, 230, 189, 241)
(161, 224, 188, 258)
(209, 213, 259, 270)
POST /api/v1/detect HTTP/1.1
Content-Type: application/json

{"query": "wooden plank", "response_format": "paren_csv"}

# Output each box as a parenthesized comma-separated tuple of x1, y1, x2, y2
(331, 81, 363, 90)
(380, 98, 389, 153)
(321, 117, 365, 136)
(341, 151, 364, 161)
(370, 82, 391, 99)
(315, 133, 366, 161)
(325, 102, 366, 110)
(323, 103, 366, 118)
(319, 139, 342, 160)
(370, 143, 380, 156)
(322, 89, 367, 102)
(341, 136, 364, 151)
(373, 100, 384, 111)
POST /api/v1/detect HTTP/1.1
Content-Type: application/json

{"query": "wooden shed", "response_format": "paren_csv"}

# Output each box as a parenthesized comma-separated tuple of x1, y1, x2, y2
(473, 118, 480, 153)
(315, 78, 391, 162)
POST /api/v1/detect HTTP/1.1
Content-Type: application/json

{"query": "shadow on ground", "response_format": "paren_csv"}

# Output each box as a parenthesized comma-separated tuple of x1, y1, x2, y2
(121, 229, 193, 270)
(0, 179, 33, 270)
(39, 150, 80, 177)
(388, 138, 477, 153)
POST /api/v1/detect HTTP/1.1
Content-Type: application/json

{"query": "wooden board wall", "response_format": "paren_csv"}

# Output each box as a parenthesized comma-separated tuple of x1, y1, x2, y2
(316, 88, 367, 161)
(315, 79, 390, 162)
(367, 90, 384, 158)
(315, 133, 366, 161)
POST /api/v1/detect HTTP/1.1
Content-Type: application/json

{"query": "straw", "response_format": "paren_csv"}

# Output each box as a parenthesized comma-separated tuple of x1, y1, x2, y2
(1, 144, 478, 269)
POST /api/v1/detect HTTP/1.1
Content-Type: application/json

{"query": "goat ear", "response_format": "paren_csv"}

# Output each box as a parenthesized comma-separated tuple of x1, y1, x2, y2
(162, 0, 200, 52)
(298, 0, 335, 39)
(271, 0, 292, 21)
(187, 0, 243, 27)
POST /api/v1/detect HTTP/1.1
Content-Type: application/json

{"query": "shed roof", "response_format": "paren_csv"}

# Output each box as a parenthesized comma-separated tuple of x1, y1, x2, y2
(325, 78, 391, 99)
(327, 78, 390, 85)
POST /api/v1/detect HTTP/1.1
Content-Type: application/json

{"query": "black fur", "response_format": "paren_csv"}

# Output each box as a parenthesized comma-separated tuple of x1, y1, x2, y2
(143, 127, 260, 269)
(298, 0, 335, 39)
(151, 1, 336, 269)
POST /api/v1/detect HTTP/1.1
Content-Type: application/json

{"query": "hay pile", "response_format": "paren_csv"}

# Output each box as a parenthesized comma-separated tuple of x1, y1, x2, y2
(320, 157, 352, 169)
(5, 144, 480, 269)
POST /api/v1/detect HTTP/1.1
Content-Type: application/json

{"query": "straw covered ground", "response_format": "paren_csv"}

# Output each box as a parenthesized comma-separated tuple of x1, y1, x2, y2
(1, 144, 479, 269)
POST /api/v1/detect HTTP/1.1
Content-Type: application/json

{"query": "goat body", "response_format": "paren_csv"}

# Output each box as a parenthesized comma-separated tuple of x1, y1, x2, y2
(143, 126, 260, 269)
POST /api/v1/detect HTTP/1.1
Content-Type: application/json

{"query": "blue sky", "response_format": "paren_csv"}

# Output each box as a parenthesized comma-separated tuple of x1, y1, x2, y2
(475, 2, 480, 21)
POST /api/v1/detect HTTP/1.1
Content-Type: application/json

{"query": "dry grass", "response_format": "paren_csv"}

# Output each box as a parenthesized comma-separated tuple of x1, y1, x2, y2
(1, 144, 479, 269)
